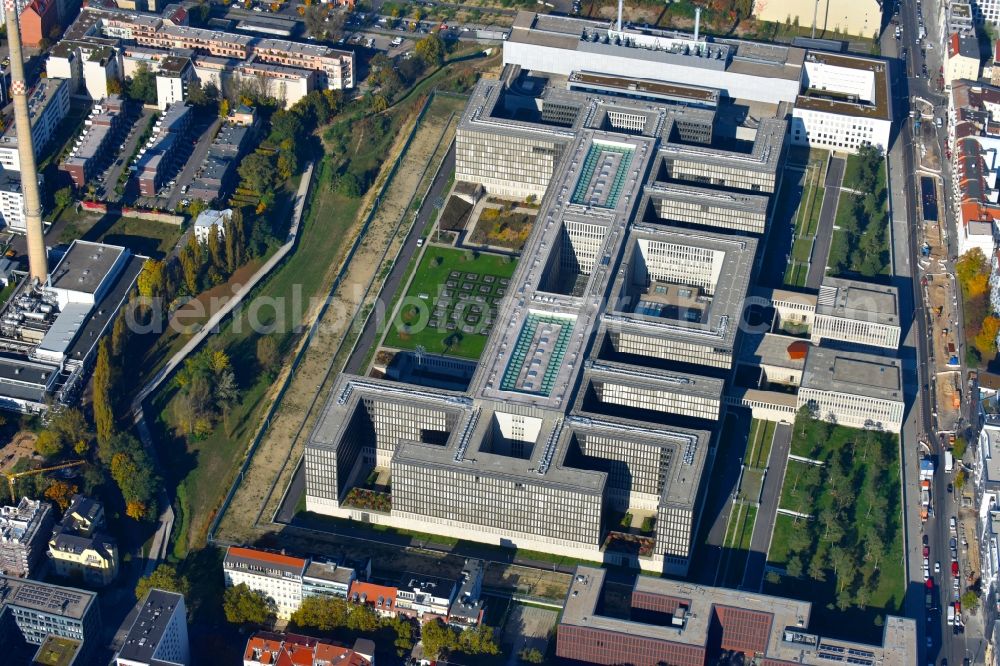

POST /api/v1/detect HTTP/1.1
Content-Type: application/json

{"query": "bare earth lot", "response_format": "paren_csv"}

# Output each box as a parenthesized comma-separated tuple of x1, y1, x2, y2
(214, 94, 465, 544)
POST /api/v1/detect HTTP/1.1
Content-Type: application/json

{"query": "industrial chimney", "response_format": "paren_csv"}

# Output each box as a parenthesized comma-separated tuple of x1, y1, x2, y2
(694, 7, 701, 42)
(5, 0, 47, 283)
(616, 0, 623, 32)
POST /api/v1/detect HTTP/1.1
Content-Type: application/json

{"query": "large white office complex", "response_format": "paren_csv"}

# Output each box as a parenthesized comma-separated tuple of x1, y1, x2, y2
(303, 9, 900, 574)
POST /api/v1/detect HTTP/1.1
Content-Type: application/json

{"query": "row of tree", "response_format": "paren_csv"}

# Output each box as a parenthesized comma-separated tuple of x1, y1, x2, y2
(828, 144, 889, 278)
(778, 408, 900, 613)
(956, 247, 997, 364)
(171, 348, 238, 438)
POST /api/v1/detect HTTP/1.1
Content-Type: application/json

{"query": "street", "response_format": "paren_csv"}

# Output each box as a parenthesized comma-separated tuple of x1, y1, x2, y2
(885, 0, 987, 661)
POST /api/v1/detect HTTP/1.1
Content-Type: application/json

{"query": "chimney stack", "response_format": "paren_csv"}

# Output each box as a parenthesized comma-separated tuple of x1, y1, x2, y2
(694, 7, 701, 42)
(6, 0, 47, 283)
(616, 0, 623, 32)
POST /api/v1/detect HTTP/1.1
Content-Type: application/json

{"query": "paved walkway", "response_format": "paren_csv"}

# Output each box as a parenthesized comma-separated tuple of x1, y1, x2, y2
(130, 161, 315, 573)
(806, 156, 846, 289)
(742, 422, 791, 591)
(130, 161, 315, 413)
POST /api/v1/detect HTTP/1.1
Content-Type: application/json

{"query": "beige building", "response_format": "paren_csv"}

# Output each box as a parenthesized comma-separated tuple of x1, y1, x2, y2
(48, 495, 119, 586)
(948, 32, 982, 85)
(752, 0, 881, 38)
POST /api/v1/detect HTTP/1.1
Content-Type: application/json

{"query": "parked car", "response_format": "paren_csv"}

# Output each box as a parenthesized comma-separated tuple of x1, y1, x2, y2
(935, 561, 940, 573)
(952, 561, 959, 576)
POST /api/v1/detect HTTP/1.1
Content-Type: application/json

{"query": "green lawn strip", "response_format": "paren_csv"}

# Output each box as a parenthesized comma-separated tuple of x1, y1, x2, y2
(746, 419, 761, 458)
(722, 504, 758, 588)
(778, 459, 821, 514)
(754, 421, 776, 468)
(805, 184, 825, 237)
(91, 215, 184, 259)
(382, 246, 517, 360)
(739, 468, 765, 502)
(767, 513, 798, 566)
(791, 237, 813, 263)
(738, 505, 758, 551)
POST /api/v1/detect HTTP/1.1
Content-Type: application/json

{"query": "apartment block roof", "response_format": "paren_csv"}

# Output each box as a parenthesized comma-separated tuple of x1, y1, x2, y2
(116, 589, 185, 665)
(0, 576, 96, 621)
(243, 632, 372, 666)
(796, 51, 891, 121)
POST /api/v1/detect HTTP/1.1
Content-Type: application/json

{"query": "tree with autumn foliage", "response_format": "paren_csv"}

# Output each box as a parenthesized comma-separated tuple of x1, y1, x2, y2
(44, 481, 79, 511)
(957, 248, 990, 298)
(976, 315, 1000, 358)
(92, 339, 116, 444)
(100, 433, 158, 521)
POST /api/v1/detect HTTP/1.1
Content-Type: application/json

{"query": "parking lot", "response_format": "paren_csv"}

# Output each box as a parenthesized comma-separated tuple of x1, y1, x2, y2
(90, 106, 150, 203)
(132, 111, 219, 210)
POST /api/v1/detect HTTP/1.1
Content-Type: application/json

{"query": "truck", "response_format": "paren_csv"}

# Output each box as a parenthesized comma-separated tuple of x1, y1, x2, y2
(920, 479, 931, 521)
(945, 451, 954, 473)
(948, 606, 956, 625)
(920, 457, 935, 480)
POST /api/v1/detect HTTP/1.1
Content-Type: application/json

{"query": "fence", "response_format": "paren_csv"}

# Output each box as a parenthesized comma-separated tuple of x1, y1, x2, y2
(206, 91, 441, 543)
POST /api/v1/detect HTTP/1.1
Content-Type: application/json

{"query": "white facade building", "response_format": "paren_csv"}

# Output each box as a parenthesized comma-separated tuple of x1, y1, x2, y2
(115, 590, 190, 666)
(791, 52, 892, 153)
(193, 208, 230, 244)
(0, 78, 71, 172)
(223, 546, 306, 620)
(0, 170, 26, 233)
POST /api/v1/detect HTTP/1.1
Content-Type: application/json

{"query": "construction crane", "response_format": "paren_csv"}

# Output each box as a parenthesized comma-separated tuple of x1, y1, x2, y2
(5, 461, 85, 503)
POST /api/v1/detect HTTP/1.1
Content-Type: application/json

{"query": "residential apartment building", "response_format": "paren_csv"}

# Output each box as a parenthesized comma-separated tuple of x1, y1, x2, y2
(395, 574, 456, 620)
(948, 81, 1000, 256)
(0, 78, 70, 173)
(300, 559, 364, 600)
(810, 277, 901, 350)
(193, 209, 230, 244)
(791, 51, 893, 153)
(557, 566, 915, 665)
(135, 103, 192, 197)
(796, 346, 905, 432)
(348, 580, 399, 618)
(48, 495, 118, 586)
(0, 575, 102, 651)
(115, 590, 189, 666)
(47, 42, 122, 101)
(447, 559, 485, 628)
(947, 32, 982, 86)
(154, 56, 194, 110)
(752, 0, 881, 37)
(59, 6, 354, 93)
(0, 498, 53, 578)
(223, 547, 306, 620)
(243, 633, 374, 666)
(0, 170, 27, 233)
(20, 0, 56, 48)
(187, 123, 255, 204)
(950, 2, 976, 36)
(61, 96, 130, 189)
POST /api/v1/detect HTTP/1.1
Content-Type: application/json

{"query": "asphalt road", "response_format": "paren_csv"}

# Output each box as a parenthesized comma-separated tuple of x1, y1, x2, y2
(344, 146, 455, 375)
(166, 116, 223, 210)
(805, 156, 845, 289)
(742, 422, 791, 592)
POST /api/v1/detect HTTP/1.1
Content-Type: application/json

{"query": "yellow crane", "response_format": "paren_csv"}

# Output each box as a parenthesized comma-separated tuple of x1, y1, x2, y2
(5, 460, 85, 503)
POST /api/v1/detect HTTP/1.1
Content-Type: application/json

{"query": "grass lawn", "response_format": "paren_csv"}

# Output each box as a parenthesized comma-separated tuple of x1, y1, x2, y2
(746, 419, 776, 469)
(778, 459, 822, 515)
(738, 468, 764, 502)
(766, 417, 905, 642)
(382, 246, 517, 360)
(791, 237, 813, 263)
(721, 502, 757, 588)
(784, 262, 808, 288)
(842, 152, 887, 193)
(767, 513, 798, 567)
(90, 215, 184, 259)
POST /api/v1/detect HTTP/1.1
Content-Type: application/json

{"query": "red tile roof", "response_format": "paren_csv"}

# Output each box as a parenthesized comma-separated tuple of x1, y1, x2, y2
(349, 581, 398, 612)
(714, 605, 773, 655)
(244, 632, 371, 666)
(226, 546, 307, 569)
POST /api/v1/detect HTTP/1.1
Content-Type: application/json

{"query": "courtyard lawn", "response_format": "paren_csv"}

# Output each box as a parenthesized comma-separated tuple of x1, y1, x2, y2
(745, 419, 776, 469)
(383, 247, 517, 360)
(765, 410, 905, 642)
(721, 502, 758, 588)
(91, 215, 184, 259)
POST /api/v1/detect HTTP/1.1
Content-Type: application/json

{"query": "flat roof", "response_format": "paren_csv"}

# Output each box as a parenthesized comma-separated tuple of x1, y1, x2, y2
(562, 566, 916, 664)
(739, 332, 810, 371)
(801, 346, 904, 401)
(116, 589, 185, 664)
(0, 576, 96, 621)
(816, 277, 899, 327)
(796, 51, 892, 121)
(568, 71, 720, 104)
(48, 240, 125, 295)
(31, 636, 82, 666)
(303, 561, 355, 586)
